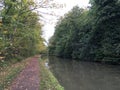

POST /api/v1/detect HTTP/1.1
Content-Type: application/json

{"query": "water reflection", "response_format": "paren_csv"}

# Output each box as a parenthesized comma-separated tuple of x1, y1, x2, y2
(48, 56, 120, 90)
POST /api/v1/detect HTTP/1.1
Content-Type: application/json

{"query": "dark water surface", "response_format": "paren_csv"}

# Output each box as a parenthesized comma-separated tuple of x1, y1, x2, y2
(48, 56, 120, 90)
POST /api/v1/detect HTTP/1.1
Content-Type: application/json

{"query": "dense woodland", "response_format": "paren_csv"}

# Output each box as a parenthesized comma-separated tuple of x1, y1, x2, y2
(49, 0, 120, 63)
(0, 0, 46, 62)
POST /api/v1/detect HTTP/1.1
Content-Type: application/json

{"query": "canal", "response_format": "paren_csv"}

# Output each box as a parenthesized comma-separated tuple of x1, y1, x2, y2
(48, 56, 120, 90)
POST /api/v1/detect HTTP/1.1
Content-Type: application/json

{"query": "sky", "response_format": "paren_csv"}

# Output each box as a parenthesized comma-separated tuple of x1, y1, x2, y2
(39, 0, 90, 42)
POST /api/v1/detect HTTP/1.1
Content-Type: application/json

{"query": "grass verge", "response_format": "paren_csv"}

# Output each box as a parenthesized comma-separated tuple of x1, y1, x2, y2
(0, 58, 30, 90)
(39, 58, 64, 90)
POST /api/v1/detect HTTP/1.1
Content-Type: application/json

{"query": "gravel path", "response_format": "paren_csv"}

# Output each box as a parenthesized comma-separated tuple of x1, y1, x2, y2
(10, 57, 40, 90)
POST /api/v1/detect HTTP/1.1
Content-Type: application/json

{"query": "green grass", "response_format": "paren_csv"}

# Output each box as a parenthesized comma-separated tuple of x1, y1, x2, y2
(0, 67, 22, 90)
(39, 58, 64, 90)
(0, 58, 30, 90)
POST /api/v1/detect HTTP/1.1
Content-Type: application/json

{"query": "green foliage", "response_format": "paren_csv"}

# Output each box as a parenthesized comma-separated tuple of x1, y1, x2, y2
(0, 0, 46, 61)
(88, 0, 120, 62)
(49, 0, 120, 63)
(49, 6, 85, 58)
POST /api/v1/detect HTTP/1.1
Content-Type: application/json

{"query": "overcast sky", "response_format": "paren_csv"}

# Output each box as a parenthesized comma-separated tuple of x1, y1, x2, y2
(39, 0, 90, 41)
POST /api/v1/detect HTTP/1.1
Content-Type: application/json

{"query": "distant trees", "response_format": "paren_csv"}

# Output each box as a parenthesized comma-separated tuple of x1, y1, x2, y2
(0, 0, 46, 61)
(49, 6, 84, 58)
(49, 0, 120, 63)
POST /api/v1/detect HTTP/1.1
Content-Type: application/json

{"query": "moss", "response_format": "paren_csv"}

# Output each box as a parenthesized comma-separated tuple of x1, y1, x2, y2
(39, 59, 64, 90)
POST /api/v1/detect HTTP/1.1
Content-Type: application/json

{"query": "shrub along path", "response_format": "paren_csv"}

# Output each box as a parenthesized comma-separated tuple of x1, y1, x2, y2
(9, 56, 40, 90)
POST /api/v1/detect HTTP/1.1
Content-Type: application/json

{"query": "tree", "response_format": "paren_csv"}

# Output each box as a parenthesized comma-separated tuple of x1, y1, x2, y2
(0, 0, 46, 61)
(49, 6, 87, 58)
(88, 0, 120, 62)
(49, 0, 120, 64)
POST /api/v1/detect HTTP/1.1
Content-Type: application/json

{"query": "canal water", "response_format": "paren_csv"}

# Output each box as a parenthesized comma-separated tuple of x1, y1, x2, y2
(48, 56, 120, 90)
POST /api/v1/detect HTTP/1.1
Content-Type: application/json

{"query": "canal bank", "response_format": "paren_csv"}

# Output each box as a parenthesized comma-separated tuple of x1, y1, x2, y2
(39, 57, 64, 90)
(48, 56, 120, 90)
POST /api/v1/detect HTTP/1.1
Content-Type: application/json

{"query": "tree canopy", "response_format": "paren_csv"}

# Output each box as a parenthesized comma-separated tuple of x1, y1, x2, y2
(0, 0, 46, 61)
(49, 0, 120, 63)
